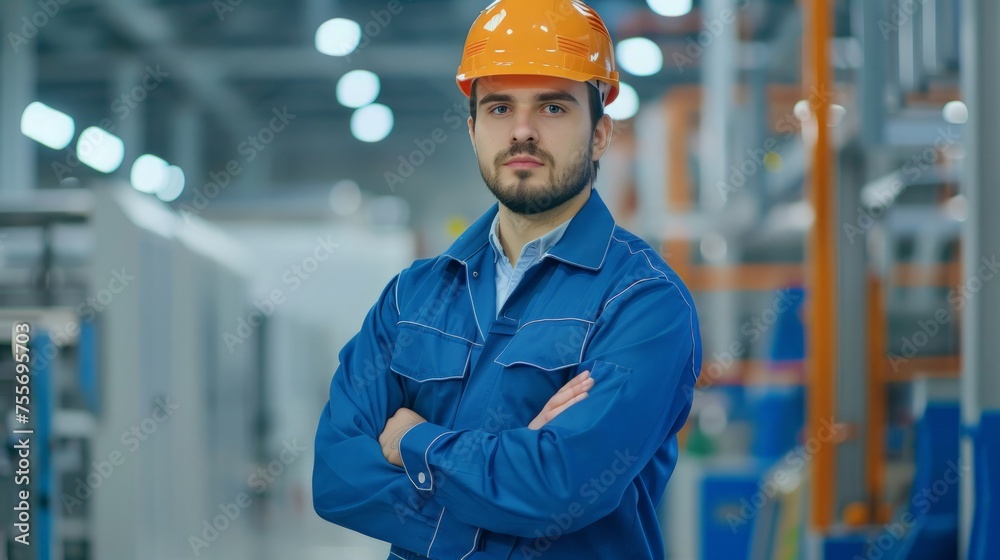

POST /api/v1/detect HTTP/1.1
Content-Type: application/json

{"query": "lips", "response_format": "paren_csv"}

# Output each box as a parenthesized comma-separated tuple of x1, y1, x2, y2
(504, 156, 544, 168)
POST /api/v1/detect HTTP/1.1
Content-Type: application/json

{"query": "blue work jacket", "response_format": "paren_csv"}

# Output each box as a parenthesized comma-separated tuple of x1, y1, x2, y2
(313, 188, 702, 559)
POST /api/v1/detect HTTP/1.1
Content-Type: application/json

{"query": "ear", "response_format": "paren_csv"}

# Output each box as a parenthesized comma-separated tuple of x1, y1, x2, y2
(468, 116, 477, 154)
(592, 114, 613, 161)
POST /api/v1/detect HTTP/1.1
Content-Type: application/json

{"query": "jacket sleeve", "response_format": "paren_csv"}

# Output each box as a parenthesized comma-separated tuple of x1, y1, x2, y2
(312, 272, 442, 552)
(397, 276, 701, 537)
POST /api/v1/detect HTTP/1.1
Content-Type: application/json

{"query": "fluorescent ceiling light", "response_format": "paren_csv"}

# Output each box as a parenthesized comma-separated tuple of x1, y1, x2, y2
(316, 18, 362, 57)
(605, 83, 640, 121)
(351, 104, 394, 143)
(21, 102, 75, 150)
(337, 70, 381, 108)
(616, 37, 663, 77)
(77, 127, 125, 173)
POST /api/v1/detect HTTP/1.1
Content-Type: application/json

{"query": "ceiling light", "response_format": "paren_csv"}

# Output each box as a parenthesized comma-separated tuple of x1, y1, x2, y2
(337, 70, 380, 108)
(157, 165, 186, 202)
(351, 104, 394, 143)
(316, 18, 362, 57)
(130, 154, 170, 194)
(76, 127, 125, 173)
(21, 102, 75, 150)
(616, 37, 663, 77)
(605, 83, 639, 121)
(647, 0, 693, 18)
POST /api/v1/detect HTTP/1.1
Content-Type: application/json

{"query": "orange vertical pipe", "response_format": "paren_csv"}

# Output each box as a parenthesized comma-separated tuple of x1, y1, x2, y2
(866, 273, 887, 523)
(804, 0, 837, 531)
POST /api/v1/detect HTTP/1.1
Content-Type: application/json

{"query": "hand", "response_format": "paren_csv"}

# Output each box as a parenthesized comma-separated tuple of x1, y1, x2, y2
(379, 407, 427, 467)
(528, 370, 593, 430)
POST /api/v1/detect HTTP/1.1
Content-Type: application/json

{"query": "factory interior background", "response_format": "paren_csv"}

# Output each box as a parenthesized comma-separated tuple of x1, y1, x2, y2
(1, 0, 998, 558)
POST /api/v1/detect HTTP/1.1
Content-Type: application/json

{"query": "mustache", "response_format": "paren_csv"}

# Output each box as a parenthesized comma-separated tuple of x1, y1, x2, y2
(493, 142, 554, 167)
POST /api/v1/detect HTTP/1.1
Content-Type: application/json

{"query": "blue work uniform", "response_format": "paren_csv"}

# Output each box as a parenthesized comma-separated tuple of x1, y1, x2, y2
(313, 187, 702, 559)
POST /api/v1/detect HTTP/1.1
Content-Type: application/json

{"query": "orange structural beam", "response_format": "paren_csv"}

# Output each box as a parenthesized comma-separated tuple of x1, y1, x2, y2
(686, 263, 804, 292)
(804, 0, 837, 531)
(679, 262, 958, 292)
(696, 356, 959, 388)
(883, 355, 961, 382)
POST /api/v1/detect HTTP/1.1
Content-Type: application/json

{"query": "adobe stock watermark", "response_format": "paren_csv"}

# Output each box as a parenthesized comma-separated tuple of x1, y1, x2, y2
(888, 254, 998, 372)
(6, 0, 72, 54)
(61, 395, 180, 513)
(854, 459, 969, 559)
(877, 0, 932, 40)
(222, 235, 340, 352)
(843, 126, 961, 244)
(385, 100, 468, 192)
(519, 448, 639, 558)
(187, 438, 306, 556)
(178, 107, 295, 220)
(672, 0, 752, 72)
(303, 0, 415, 62)
(725, 416, 845, 531)
(716, 85, 835, 203)
(52, 65, 171, 181)
(695, 287, 802, 392)
(34, 267, 136, 374)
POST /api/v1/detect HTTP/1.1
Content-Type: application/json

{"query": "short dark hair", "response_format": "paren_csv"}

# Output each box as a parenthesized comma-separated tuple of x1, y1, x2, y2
(469, 80, 605, 178)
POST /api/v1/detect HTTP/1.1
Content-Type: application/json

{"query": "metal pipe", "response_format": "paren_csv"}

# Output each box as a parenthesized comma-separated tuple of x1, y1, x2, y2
(959, 0, 1000, 554)
(866, 273, 888, 523)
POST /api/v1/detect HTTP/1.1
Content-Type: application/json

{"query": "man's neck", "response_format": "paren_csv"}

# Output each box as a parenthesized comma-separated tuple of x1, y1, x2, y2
(496, 187, 590, 268)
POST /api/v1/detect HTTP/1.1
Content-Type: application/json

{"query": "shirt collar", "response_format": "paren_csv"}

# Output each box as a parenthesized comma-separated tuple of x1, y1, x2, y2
(442, 187, 615, 271)
(487, 211, 570, 265)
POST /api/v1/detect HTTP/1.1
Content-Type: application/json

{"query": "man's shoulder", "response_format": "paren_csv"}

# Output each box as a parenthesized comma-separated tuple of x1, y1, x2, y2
(396, 255, 441, 285)
(604, 225, 677, 284)
(394, 253, 462, 298)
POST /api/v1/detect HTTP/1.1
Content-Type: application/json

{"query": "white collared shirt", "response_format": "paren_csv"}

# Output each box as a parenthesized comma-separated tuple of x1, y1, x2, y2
(488, 212, 572, 315)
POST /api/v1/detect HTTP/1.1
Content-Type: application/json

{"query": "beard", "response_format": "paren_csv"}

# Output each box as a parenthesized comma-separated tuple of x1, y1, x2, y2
(479, 141, 594, 215)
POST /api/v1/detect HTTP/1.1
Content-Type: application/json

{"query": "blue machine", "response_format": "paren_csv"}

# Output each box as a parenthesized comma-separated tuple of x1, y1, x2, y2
(886, 403, 961, 560)
(822, 534, 868, 558)
(969, 410, 1000, 560)
(32, 331, 55, 560)
(78, 319, 101, 415)
(700, 465, 767, 560)
(749, 286, 806, 462)
(700, 287, 808, 560)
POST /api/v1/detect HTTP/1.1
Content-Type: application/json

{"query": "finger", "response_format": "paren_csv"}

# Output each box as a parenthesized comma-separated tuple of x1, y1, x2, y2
(550, 371, 590, 398)
(564, 370, 591, 388)
(547, 376, 594, 407)
(537, 392, 588, 428)
(551, 372, 593, 400)
(550, 390, 588, 417)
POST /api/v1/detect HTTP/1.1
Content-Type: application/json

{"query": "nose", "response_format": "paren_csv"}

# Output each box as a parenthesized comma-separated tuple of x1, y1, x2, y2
(510, 110, 538, 144)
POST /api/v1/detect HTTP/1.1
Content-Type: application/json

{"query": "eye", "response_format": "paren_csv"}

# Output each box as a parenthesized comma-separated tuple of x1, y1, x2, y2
(543, 105, 564, 114)
(489, 105, 511, 115)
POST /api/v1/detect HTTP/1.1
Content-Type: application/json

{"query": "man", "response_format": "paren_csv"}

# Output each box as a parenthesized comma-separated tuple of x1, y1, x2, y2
(312, 0, 702, 558)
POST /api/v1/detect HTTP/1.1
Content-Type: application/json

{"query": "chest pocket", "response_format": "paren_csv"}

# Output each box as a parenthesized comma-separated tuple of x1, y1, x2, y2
(494, 318, 591, 371)
(390, 321, 474, 382)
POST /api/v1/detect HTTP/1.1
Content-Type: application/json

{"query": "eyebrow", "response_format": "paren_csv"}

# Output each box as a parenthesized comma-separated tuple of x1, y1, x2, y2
(478, 91, 581, 107)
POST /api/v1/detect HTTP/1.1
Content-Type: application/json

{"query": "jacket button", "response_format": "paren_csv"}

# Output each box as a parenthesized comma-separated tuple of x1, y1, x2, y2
(418, 472, 427, 484)
(472, 271, 479, 278)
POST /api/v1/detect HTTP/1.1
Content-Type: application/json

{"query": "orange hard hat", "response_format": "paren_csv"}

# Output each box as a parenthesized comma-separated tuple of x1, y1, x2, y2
(456, 0, 620, 106)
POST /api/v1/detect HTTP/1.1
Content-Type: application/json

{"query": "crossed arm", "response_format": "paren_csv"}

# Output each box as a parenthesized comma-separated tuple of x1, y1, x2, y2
(314, 272, 698, 541)
(377, 370, 595, 467)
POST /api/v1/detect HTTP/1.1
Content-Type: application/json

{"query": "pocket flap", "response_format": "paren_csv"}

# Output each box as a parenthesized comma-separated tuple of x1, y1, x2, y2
(494, 318, 590, 371)
(390, 321, 473, 382)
